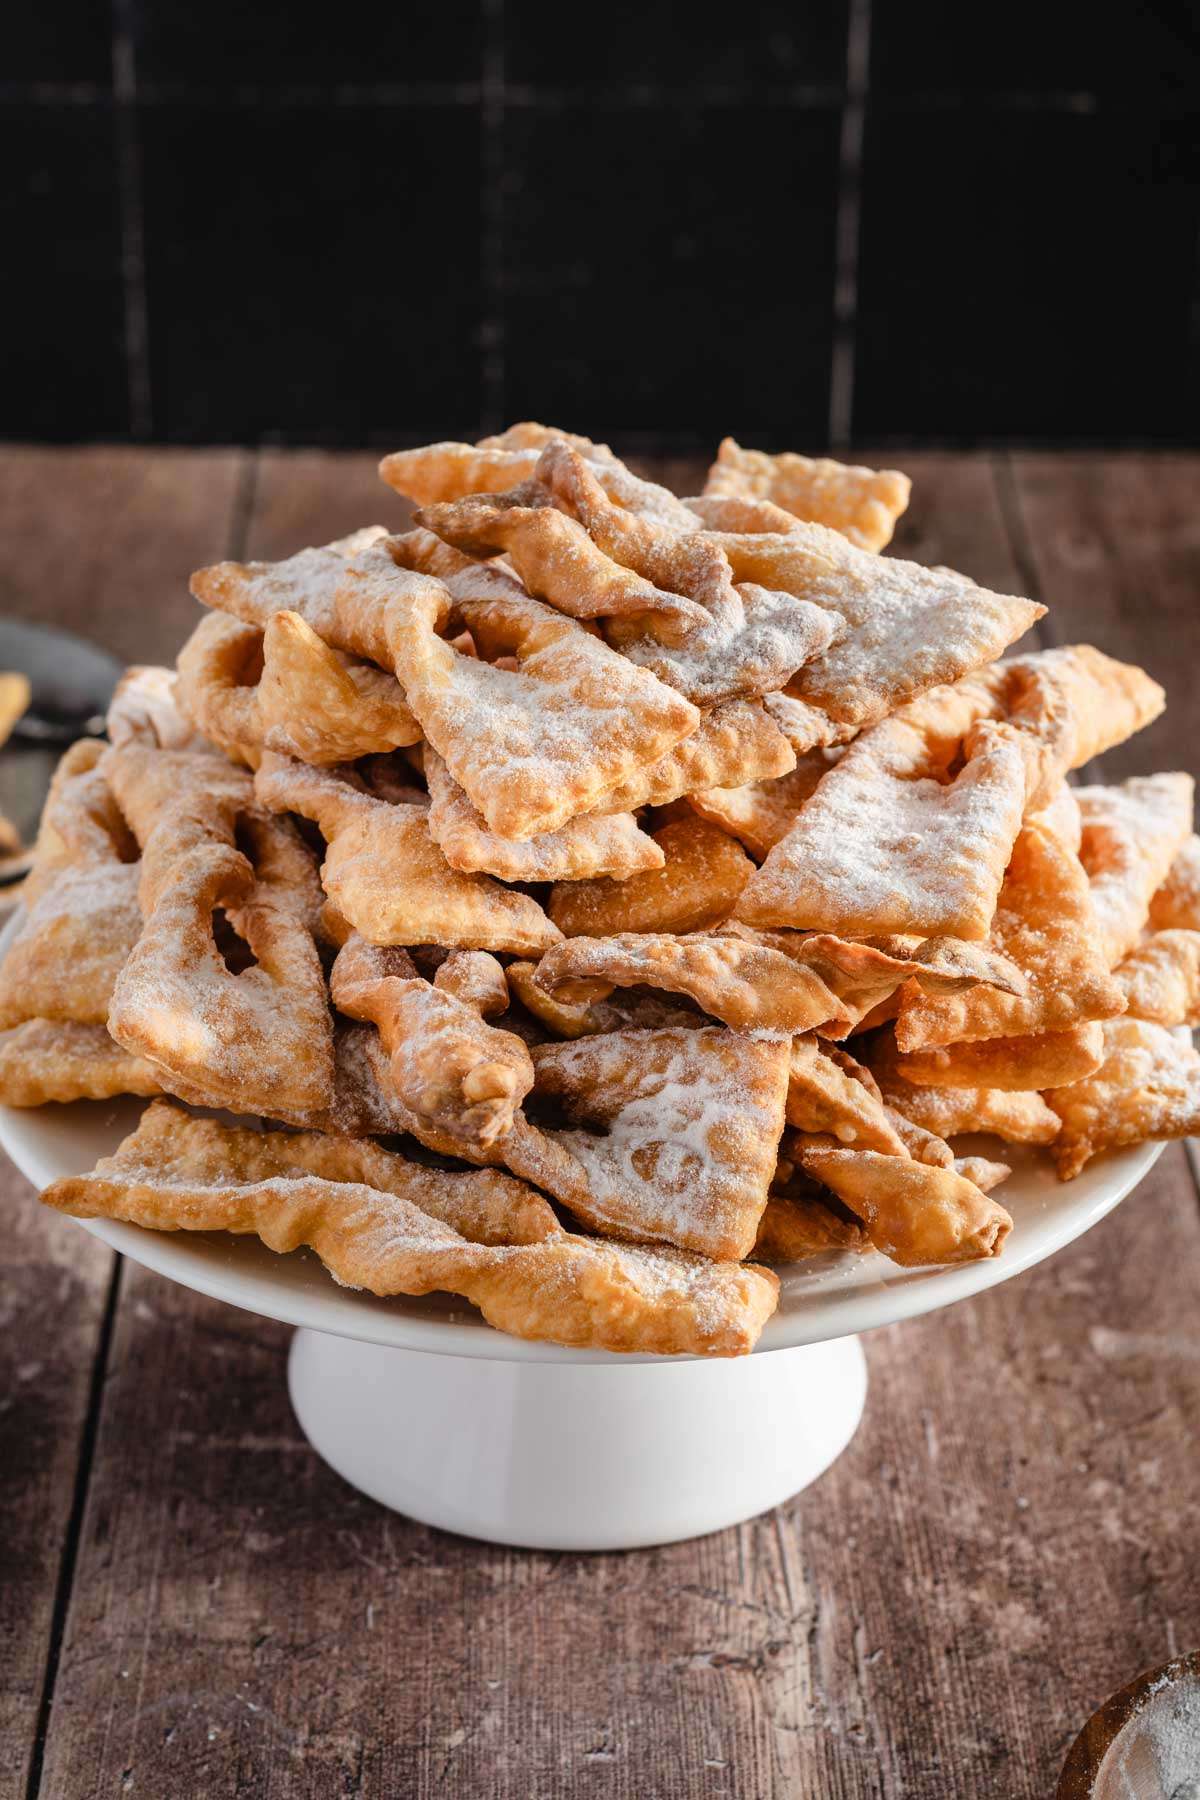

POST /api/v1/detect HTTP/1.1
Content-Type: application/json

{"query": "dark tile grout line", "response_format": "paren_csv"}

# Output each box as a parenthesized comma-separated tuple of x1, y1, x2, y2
(22, 1255, 125, 1800)
(827, 0, 870, 449)
(112, 0, 151, 439)
(479, 0, 505, 433)
(1, 82, 1146, 112)
(0, 80, 844, 109)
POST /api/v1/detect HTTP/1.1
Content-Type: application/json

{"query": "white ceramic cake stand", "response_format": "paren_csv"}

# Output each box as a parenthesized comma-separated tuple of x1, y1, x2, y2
(0, 1094, 1166, 1550)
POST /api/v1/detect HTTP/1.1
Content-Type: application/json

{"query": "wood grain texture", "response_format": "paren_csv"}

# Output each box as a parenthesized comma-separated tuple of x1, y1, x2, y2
(0, 1164, 114, 1800)
(246, 450, 411, 561)
(0, 447, 245, 668)
(2, 450, 1198, 1800)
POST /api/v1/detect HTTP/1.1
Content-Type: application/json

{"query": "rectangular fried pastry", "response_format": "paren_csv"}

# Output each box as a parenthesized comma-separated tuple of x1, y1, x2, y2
(43, 1102, 779, 1356)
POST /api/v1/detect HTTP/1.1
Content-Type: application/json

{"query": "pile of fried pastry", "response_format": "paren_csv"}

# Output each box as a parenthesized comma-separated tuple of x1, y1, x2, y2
(11, 424, 1200, 1356)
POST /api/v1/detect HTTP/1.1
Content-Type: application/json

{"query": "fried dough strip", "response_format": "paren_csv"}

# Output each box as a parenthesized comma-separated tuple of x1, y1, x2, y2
(528, 1026, 791, 1262)
(331, 934, 534, 1152)
(1113, 930, 1200, 1028)
(584, 699, 796, 815)
(414, 487, 703, 629)
(754, 1191, 871, 1260)
(955, 1157, 1012, 1194)
(43, 1103, 779, 1356)
(734, 701, 1031, 938)
(534, 931, 859, 1035)
(533, 928, 1023, 1039)
(707, 529, 1043, 729)
(1149, 835, 1200, 930)
(175, 609, 420, 767)
(103, 744, 335, 1118)
(1077, 775, 1195, 966)
(255, 756, 560, 956)
(505, 961, 701, 1041)
(736, 647, 1165, 937)
(700, 438, 911, 552)
(1046, 1019, 1200, 1180)
(382, 425, 700, 531)
(423, 749, 663, 882)
(984, 644, 1165, 808)
(785, 1037, 912, 1155)
(0, 1019, 162, 1106)
(688, 750, 840, 859)
(107, 665, 209, 751)
(359, 547, 701, 838)
(190, 525, 391, 641)
(886, 1020, 1105, 1092)
(534, 444, 843, 705)
(0, 741, 142, 1031)
(794, 1136, 1012, 1266)
(893, 822, 1126, 1049)
(868, 1039, 1061, 1145)
(548, 817, 754, 938)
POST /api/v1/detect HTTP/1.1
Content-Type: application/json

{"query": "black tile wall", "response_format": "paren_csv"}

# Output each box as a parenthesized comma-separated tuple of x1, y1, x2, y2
(870, 0, 1200, 102)
(127, 0, 481, 90)
(139, 103, 483, 441)
(6, 5, 113, 88)
(3, 107, 128, 440)
(2, 0, 1199, 447)
(500, 102, 841, 443)
(504, 1, 848, 92)
(852, 106, 1199, 442)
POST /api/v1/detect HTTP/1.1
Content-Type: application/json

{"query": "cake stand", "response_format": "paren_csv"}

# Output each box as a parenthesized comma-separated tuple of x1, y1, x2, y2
(0, 1092, 1166, 1550)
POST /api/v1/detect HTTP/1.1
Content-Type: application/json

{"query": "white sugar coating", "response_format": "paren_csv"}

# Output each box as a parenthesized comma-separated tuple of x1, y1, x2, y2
(107, 665, 204, 751)
(15, 861, 138, 932)
(1077, 774, 1195, 966)
(738, 721, 1029, 938)
(1101, 1670, 1200, 1798)
(588, 458, 700, 532)
(201, 528, 389, 646)
(535, 1028, 786, 1257)
(479, 423, 700, 532)
(1151, 833, 1200, 930)
(1101, 1020, 1200, 1127)
(393, 586, 700, 840)
(762, 690, 860, 754)
(617, 580, 841, 707)
(424, 748, 663, 881)
(711, 523, 1044, 726)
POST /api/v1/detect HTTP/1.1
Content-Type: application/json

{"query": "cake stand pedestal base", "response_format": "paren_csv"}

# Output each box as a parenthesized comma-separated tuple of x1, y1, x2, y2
(287, 1327, 868, 1551)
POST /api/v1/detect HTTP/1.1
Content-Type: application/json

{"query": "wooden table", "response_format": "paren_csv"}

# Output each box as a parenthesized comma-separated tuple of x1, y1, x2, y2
(1, 449, 1198, 1800)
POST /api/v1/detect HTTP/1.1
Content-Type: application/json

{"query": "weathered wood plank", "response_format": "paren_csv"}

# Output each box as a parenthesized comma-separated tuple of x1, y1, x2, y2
(246, 450, 409, 560)
(1006, 453, 1200, 783)
(0, 1168, 114, 1800)
(0, 447, 245, 668)
(882, 449, 1030, 603)
(798, 1145, 1200, 1800)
